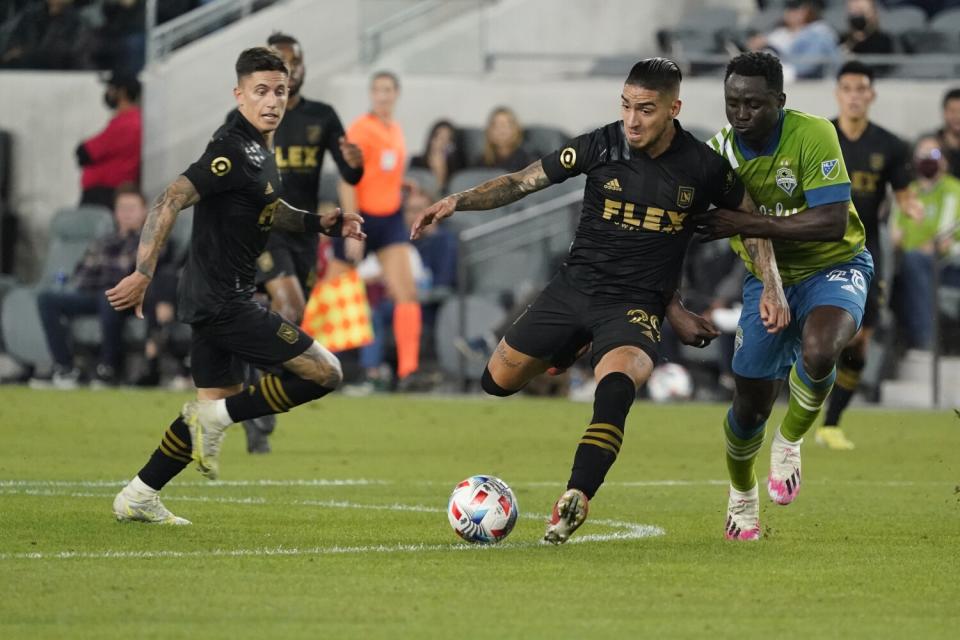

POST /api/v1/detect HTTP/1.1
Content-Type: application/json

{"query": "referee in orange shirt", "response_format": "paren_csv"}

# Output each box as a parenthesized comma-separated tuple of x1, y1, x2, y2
(333, 71, 421, 384)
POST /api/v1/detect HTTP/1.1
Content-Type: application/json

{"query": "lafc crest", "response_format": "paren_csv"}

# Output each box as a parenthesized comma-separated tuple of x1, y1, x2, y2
(626, 309, 661, 343)
(677, 186, 694, 209)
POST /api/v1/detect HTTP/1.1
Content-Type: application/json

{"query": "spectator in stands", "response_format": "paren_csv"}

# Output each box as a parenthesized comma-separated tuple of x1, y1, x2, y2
(405, 187, 458, 293)
(891, 136, 960, 350)
(839, 0, 895, 55)
(475, 106, 534, 171)
(76, 72, 142, 208)
(409, 120, 467, 195)
(0, 0, 92, 69)
(95, 0, 146, 74)
(748, 0, 840, 79)
(135, 247, 188, 388)
(931, 88, 960, 180)
(34, 184, 146, 388)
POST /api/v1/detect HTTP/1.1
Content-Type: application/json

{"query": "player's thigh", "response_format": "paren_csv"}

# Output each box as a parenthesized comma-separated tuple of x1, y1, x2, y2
(594, 345, 653, 388)
(495, 276, 590, 389)
(264, 274, 306, 323)
(283, 339, 342, 388)
(588, 295, 663, 387)
(200, 302, 315, 380)
(732, 275, 802, 381)
(376, 243, 417, 303)
(486, 337, 551, 390)
(189, 325, 248, 389)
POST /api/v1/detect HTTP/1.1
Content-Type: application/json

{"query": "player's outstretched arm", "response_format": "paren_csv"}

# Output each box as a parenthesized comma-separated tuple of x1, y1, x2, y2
(700, 201, 848, 242)
(410, 160, 551, 239)
(271, 199, 366, 240)
(106, 175, 199, 318)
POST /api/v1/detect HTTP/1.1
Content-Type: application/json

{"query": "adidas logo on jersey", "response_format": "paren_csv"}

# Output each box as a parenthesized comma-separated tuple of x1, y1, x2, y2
(604, 178, 622, 192)
(264, 181, 274, 195)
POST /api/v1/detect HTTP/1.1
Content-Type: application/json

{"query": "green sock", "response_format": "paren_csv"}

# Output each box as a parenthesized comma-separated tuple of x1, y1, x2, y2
(724, 410, 765, 492)
(781, 360, 836, 443)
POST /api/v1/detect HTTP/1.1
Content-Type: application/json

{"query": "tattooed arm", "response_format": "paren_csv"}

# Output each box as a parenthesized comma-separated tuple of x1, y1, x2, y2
(409, 160, 552, 239)
(270, 199, 365, 239)
(737, 192, 790, 334)
(106, 175, 199, 317)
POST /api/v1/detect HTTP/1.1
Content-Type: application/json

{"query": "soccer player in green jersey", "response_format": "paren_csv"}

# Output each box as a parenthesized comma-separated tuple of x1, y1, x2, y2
(702, 52, 874, 540)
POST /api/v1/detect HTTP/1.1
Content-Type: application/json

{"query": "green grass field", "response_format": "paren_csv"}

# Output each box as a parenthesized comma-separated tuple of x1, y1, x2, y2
(0, 387, 957, 639)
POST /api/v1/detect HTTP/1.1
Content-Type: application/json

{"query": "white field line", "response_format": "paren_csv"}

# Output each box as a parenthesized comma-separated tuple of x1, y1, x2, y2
(0, 489, 665, 560)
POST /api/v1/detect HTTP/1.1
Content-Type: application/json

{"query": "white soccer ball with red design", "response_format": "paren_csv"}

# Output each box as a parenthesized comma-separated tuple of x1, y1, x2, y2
(447, 475, 519, 544)
(647, 362, 694, 402)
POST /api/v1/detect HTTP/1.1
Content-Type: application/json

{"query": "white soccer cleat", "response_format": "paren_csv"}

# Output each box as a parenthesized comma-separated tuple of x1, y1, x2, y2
(725, 484, 761, 541)
(543, 488, 589, 544)
(113, 489, 190, 525)
(767, 428, 802, 505)
(182, 400, 231, 480)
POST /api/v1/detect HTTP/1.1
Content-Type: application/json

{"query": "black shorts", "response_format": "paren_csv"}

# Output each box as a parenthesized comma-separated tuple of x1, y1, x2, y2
(190, 301, 315, 388)
(255, 241, 318, 294)
(861, 276, 885, 329)
(503, 269, 664, 368)
(331, 208, 407, 260)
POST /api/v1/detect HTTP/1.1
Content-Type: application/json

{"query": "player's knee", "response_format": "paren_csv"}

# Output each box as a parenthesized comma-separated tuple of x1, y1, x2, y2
(481, 367, 518, 397)
(731, 399, 771, 431)
(802, 335, 843, 378)
(308, 341, 343, 389)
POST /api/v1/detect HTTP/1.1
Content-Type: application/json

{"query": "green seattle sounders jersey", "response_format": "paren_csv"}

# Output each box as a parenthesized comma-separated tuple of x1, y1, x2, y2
(708, 109, 866, 285)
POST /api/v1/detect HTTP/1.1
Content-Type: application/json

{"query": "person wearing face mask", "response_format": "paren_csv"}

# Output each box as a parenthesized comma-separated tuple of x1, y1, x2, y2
(75, 72, 142, 209)
(891, 136, 960, 351)
(839, 0, 894, 56)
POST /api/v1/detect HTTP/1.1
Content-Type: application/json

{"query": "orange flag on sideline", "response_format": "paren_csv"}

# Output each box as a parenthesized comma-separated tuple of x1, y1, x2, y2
(300, 270, 374, 353)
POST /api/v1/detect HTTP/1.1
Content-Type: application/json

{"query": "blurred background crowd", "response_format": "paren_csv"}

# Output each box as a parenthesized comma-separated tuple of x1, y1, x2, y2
(0, 0, 957, 409)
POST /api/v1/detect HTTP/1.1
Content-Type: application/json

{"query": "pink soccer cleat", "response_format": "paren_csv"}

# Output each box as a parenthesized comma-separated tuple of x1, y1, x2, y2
(725, 485, 761, 541)
(767, 428, 802, 505)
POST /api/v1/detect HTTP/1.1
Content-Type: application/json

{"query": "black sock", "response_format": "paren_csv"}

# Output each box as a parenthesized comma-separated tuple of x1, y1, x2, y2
(567, 372, 636, 499)
(137, 417, 192, 491)
(823, 350, 864, 427)
(225, 370, 334, 422)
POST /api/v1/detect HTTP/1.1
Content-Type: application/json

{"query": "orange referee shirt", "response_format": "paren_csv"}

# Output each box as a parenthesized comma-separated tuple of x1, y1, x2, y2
(347, 113, 406, 216)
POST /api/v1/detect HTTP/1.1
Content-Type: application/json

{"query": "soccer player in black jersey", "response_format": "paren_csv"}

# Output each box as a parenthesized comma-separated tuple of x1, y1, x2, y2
(237, 33, 364, 454)
(820, 60, 923, 450)
(106, 47, 365, 525)
(411, 58, 788, 544)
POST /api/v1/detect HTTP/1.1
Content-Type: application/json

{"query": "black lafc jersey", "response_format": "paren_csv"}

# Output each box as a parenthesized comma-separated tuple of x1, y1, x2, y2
(832, 119, 911, 251)
(541, 120, 745, 299)
(179, 113, 282, 323)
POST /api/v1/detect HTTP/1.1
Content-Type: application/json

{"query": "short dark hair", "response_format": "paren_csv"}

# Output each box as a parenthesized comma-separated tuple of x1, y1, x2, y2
(725, 51, 783, 94)
(267, 32, 299, 48)
(943, 88, 960, 108)
(105, 71, 141, 102)
(371, 70, 400, 90)
(624, 57, 682, 94)
(837, 60, 874, 84)
(114, 182, 145, 204)
(235, 46, 288, 80)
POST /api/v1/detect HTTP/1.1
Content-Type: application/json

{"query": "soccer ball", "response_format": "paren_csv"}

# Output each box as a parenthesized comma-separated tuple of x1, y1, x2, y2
(647, 362, 693, 402)
(447, 475, 519, 544)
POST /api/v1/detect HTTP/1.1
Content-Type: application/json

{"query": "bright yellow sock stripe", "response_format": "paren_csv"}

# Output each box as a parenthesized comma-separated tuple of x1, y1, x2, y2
(159, 440, 191, 463)
(260, 377, 284, 413)
(578, 436, 620, 456)
(164, 428, 188, 451)
(267, 374, 293, 409)
(835, 368, 861, 391)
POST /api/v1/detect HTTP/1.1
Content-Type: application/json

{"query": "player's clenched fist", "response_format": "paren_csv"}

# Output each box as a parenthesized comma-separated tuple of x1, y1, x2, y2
(338, 136, 363, 169)
(410, 196, 456, 240)
(106, 271, 151, 319)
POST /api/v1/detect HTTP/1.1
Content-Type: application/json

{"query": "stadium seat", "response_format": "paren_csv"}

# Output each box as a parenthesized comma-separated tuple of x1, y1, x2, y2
(522, 125, 571, 157)
(405, 166, 440, 196)
(879, 5, 928, 35)
(458, 127, 486, 164)
(447, 167, 504, 198)
(0, 206, 114, 368)
(930, 6, 960, 31)
(434, 294, 506, 380)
